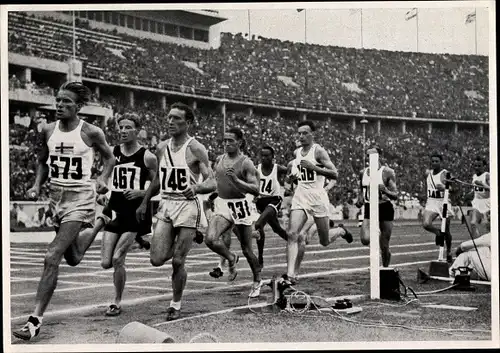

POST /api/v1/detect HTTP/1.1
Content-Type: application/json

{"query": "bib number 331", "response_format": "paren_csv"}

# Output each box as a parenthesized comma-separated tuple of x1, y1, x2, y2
(228, 200, 251, 220)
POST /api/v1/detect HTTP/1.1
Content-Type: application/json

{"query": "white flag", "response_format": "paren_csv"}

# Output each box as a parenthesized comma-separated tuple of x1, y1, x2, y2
(465, 12, 476, 24)
(405, 8, 418, 21)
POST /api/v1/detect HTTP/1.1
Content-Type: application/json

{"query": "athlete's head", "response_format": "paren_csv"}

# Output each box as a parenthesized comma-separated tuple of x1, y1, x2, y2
(55, 82, 91, 120)
(260, 145, 275, 166)
(297, 121, 315, 147)
(430, 152, 443, 170)
(473, 156, 487, 174)
(366, 145, 382, 166)
(224, 127, 245, 155)
(166, 102, 195, 137)
(118, 113, 141, 144)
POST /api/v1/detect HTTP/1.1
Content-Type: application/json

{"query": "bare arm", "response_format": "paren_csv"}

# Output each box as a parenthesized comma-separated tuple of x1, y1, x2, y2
(277, 164, 288, 176)
(137, 150, 158, 198)
(460, 233, 490, 252)
(480, 172, 491, 190)
(88, 126, 115, 182)
(356, 170, 365, 206)
(324, 179, 336, 192)
(191, 142, 216, 195)
(382, 169, 399, 201)
(30, 125, 50, 193)
(313, 147, 338, 180)
(141, 142, 166, 205)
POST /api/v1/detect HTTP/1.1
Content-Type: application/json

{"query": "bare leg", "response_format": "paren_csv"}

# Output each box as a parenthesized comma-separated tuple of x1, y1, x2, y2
(379, 221, 393, 267)
(64, 222, 103, 267)
(171, 228, 195, 303)
(422, 211, 441, 240)
(286, 209, 308, 279)
(110, 232, 136, 306)
(150, 219, 175, 267)
(470, 209, 483, 239)
(234, 225, 262, 283)
(34, 221, 83, 317)
(205, 215, 236, 263)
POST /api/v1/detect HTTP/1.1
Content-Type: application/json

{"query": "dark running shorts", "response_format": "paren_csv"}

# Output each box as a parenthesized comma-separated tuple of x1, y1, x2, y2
(256, 196, 283, 214)
(104, 211, 152, 236)
(364, 201, 395, 222)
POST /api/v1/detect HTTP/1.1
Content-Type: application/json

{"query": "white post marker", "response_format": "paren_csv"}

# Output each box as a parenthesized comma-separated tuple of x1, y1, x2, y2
(438, 172, 451, 261)
(368, 149, 380, 300)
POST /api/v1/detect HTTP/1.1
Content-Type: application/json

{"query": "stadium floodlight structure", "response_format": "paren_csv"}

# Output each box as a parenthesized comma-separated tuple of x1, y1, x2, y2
(368, 147, 380, 299)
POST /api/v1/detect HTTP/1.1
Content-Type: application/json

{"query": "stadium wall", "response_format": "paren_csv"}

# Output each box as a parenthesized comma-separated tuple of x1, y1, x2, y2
(9, 200, 472, 233)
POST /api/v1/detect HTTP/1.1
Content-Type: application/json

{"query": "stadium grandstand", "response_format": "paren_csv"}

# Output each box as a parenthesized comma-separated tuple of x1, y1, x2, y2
(8, 10, 489, 215)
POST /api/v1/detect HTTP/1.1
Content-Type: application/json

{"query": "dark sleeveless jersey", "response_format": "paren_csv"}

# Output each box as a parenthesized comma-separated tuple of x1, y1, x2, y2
(108, 145, 150, 215)
(214, 154, 248, 199)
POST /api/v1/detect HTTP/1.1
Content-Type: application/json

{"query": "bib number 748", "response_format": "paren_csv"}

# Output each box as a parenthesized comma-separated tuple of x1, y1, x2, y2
(161, 167, 188, 192)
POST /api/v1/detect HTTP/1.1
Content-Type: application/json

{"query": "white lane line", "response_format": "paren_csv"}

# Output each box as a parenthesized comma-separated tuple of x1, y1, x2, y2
(11, 283, 114, 298)
(126, 285, 171, 292)
(10, 258, 433, 322)
(153, 294, 368, 327)
(9, 243, 438, 283)
(187, 279, 232, 285)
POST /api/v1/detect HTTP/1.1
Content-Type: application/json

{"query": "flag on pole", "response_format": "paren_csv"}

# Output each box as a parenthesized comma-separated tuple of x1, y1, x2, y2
(297, 9, 304, 13)
(405, 8, 418, 21)
(465, 12, 476, 24)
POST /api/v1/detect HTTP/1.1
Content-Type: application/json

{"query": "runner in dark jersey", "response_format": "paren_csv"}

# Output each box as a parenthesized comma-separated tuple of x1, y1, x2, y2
(100, 113, 157, 316)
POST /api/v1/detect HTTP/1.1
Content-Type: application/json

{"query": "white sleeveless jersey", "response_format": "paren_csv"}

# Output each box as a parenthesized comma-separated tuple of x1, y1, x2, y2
(361, 166, 386, 203)
(294, 144, 325, 191)
(46, 120, 94, 187)
(257, 163, 281, 197)
(473, 172, 490, 200)
(159, 137, 199, 199)
(427, 169, 447, 199)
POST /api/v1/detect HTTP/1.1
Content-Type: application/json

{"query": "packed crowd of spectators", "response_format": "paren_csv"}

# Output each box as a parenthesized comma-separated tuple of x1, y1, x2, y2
(8, 12, 490, 205)
(8, 11, 489, 121)
(9, 74, 55, 97)
(9, 100, 489, 208)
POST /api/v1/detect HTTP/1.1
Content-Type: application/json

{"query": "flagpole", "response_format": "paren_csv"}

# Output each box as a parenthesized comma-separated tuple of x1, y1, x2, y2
(416, 8, 419, 53)
(304, 9, 307, 43)
(474, 8, 477, 55)
(360, 9, 364, 48)
(248, 10, 251, 39)
(72, 11, 76, 59)
(304, 9, 307, 90)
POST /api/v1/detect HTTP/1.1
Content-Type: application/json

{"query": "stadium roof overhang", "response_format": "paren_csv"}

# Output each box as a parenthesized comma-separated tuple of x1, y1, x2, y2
(179, 10, 227, 25)
(118, 10, 227, 27)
